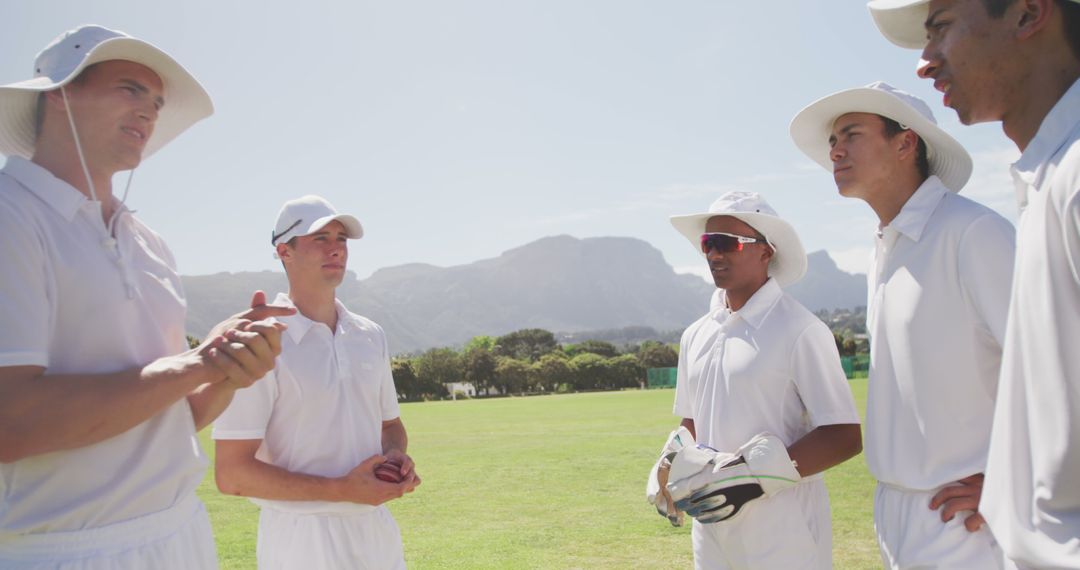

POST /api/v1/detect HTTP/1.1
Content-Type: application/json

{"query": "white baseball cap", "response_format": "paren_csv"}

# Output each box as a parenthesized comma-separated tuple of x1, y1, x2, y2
(789, 81, 972, 192)
(670, 191, 808, 287)
(272, 195, 363, 247)
(0, 24, 213, 159)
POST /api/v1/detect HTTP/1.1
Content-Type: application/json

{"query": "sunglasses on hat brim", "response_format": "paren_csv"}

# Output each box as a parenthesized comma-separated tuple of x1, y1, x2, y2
(700, 232, 768, 254)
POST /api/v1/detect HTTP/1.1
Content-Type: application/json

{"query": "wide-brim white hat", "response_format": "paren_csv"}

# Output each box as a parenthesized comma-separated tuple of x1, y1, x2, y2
(272, 195, 364, 248)
(867, 0, 931, 49)
(0, 24, 213, 159)
(789, 81, 972, 192)
(670, 191, 807, 287)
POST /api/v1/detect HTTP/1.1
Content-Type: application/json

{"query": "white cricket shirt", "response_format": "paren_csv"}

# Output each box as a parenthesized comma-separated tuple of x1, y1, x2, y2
(213, 293, 401, 515)
(0, 157, 205, 535)
(983, 79, 1080, 568)
(673, 278, 859, 459)
(863, 175, 1015, 491)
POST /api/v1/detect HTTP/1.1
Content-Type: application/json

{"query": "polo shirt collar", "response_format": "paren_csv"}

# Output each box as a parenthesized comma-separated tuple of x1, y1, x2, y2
(716, 277, 782, 330)
(1011, 78, 1080, 202)
(885, 175, 948, 243)
(0, 156, 131, 223)
(273, 292, 358, 343)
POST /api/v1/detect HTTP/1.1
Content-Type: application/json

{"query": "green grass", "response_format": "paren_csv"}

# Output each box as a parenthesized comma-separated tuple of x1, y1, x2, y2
(196, 379, 877, 569)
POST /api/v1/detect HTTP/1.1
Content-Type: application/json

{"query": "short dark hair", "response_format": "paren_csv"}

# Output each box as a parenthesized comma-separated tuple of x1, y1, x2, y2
(981, 0, 1080, 60)
(880, 116, 930, 180)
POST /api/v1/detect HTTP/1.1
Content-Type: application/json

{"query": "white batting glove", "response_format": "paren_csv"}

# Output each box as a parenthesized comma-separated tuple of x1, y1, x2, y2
(667, 433, 800, 523)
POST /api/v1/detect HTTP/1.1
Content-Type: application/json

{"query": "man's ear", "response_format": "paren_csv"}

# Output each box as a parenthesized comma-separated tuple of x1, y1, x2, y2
(1013, 0, 1054, 41)
(276, 242, 291, 261)
(896, 130, 919, 162)
(761, 244, 775, 265)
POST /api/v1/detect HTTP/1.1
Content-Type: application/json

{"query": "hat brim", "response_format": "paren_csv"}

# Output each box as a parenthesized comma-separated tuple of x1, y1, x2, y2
(302, 214, 364, 240)
(789, 86, 972, 192)
(0, 36, 213, 159)
(670, 211, 808, 288)
(868, 0, 931, 49)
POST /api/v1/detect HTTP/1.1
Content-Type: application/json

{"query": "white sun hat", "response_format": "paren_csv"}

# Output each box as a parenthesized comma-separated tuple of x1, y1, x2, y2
(272, 195, 364, 247)
(670, 191, 807, 287)
(0, 24, 213, 159)
(867, 0, 932, 49)
(789, 81, 972, 192)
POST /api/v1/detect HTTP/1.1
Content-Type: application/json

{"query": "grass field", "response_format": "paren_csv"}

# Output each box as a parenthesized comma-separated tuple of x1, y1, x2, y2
(196, 378, 878, 569)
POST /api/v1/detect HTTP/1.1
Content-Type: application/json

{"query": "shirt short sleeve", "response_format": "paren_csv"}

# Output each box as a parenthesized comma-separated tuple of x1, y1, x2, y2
(790, 321, 860, 428)
(212, 369, 279, 440)
(378, 330, 401, 421)
(957, 213, 1016, 346)
(672, 323, 697, 419)
(0, 203, 50, 368)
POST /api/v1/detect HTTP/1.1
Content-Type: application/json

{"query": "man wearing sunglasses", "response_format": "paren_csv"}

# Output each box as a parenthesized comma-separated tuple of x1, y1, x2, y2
(650, 191, 861, 569)
(790, 83, 1016, 569)
(213, 195, 419, 569)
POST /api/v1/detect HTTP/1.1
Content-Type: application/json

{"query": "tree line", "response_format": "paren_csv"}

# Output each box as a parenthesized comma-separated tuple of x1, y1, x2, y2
(390, 328, 679, 401)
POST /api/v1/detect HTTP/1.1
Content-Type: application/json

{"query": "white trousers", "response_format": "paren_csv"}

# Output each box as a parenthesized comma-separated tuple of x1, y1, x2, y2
(691, 478, 832, 570)
(0, 493, 217, 570)
(256, 505, 405, 570)
(874, 482, 1017, 569)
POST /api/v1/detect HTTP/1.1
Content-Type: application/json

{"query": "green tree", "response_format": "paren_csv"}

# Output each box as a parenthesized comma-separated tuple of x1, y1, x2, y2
(414, 347, 463, 389)
(463, 335, 497, 353)
(636, 341, 678, 369)
(392, 358, 447, 401)
(531, 352, 573, 392)
(564, 339, 619, 359)
(569, 353, 608, 391)
(463, 345, 498, 396)
(494, 356, 531, 395)
(607, 354, 645, 389)
(496, 328, 558, 362)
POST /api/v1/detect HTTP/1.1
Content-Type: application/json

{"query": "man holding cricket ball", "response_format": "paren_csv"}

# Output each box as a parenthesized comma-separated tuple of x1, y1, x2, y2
(213, 195, 419, 569)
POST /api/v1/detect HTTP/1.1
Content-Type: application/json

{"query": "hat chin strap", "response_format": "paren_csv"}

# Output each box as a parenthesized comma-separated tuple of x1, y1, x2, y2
(59, 85, 137, 239)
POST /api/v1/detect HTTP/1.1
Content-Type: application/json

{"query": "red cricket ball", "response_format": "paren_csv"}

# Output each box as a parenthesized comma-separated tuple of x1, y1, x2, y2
(374, 459, 404, 483)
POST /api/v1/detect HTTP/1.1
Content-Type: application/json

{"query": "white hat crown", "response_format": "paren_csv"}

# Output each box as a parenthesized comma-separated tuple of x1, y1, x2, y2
(707, 191, 779, 222)
(34, 25, 125, 82)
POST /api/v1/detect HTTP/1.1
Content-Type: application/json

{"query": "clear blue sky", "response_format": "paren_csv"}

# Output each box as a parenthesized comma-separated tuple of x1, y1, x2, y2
(2, 1, 1019, 280)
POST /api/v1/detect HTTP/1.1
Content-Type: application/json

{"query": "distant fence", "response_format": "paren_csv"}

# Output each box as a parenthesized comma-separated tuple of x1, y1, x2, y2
(840, 354, 870, 379)
(646, 367, 677, 389)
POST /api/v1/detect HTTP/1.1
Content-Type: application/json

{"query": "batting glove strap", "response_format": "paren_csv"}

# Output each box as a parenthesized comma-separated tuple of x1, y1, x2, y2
(646, 426, 694, 505)
(736, 432, 801, 497)
(646, 426, 695, 527)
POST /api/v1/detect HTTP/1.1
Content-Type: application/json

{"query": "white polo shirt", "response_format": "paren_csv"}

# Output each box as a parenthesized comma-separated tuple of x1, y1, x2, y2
(0, 157, 205, 535)
(213, 293, 401, 515)
(863, 176, 1015, 491)
(983, 79, 1080, 568)
(673, 278, 859, 457)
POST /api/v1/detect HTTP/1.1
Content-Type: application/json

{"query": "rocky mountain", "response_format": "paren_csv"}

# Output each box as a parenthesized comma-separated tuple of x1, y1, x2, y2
(786, 250, 868, 313)
(182, 235, 865, 353)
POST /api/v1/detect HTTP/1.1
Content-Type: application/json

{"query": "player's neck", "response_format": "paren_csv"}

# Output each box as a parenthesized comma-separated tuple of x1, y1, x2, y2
(724, 276, 768, 312)
(288, 287, 339, 332)
(1003, 62, 1080, 152)
(866, 175, 923, 228)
